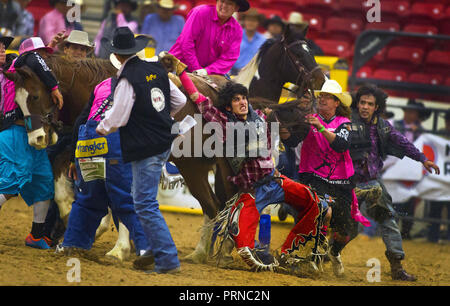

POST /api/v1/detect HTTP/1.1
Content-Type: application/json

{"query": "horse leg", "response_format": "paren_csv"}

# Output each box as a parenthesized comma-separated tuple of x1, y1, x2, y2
(105, 220, 131, 261)
(173, 158, 219, 263)
(52, 154, 74, 227)
(95, 208, 112, 239)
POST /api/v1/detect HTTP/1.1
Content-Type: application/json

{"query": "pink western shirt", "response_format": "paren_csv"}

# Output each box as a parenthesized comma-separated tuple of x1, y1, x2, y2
(169, 5, 243, 75)
(38, 9, 74, 45)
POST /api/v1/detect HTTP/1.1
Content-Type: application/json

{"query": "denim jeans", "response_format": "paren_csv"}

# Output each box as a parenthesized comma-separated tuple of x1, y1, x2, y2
(356, 180, 405, 259)
(131, 149, 180, 272)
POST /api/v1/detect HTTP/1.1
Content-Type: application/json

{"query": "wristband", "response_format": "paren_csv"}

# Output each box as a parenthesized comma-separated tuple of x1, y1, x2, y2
(318, 126, 326, 133)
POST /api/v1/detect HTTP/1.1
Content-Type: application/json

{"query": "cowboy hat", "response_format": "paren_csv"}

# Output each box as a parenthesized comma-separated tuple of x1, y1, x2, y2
(241, 8, 265, 23)
(61, 30, 94, 49)
(19, 37, 54, 55)
(0, 36, 14, 50)
(288, 12, 308, 27)
(403, 98, 432, 121)
(232, 0, 250, 12)
(114, 0, 138, 11)
(264, 15, 285, 29)
(314, 79, 352, 107)
(106, 27, 150, 55)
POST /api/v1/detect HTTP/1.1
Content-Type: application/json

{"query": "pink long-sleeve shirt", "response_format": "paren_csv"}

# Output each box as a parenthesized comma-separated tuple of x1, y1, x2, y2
(38, 9, 74, 45)
(169, 5, 243, 75)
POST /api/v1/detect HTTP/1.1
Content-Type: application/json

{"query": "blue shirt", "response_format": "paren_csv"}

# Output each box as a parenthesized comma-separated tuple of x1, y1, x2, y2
(232, 30, 266, 71)
(141, 13, 185, 54)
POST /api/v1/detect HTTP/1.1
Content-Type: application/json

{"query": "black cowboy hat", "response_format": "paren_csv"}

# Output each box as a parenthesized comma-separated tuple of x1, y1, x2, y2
(233, 0, 250, 12)
(403, 98, 432, 121)
(0, 36, 14, 49)
(114, 0, 138, 11)
(263, 15, 285, 29)
(49, 0, 69, 6)
(106, 27, 150, 55)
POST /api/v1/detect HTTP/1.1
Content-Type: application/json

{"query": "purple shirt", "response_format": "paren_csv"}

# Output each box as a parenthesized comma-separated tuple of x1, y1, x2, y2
(353, 118, 427, 183)
(169, 5, 243, 75)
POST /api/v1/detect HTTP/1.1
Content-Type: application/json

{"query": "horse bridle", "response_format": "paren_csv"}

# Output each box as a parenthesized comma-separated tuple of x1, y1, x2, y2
(24, 104, 62, 134)
(281, 39, 322, 98)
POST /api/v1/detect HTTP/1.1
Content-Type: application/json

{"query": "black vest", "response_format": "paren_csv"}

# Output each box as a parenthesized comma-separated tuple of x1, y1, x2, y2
(118, 57, 175, 163)
(350, 111, 405, 162)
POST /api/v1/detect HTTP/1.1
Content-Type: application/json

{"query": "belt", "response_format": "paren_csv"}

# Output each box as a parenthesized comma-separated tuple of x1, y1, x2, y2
(14, 119, 25, 126)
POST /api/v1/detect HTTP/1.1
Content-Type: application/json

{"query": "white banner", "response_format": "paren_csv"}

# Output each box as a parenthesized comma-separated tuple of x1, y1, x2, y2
(382, 133, 450, 203)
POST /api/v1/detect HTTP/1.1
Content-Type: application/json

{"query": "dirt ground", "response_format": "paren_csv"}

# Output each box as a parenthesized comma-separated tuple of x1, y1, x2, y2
(0, 197, 449, 286)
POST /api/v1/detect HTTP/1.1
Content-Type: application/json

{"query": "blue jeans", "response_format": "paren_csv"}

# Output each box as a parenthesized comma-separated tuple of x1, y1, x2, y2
(356, 180, 405, 259)
(131, 149, 180, 272)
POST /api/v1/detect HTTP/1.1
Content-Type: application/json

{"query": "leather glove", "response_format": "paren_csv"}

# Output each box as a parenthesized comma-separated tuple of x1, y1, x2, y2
(193, 68, 208, 77)
(158, 51, 187, 76)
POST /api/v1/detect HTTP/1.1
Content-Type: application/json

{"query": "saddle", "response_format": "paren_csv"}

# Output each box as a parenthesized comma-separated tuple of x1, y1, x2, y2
(168, 72, 221, 93)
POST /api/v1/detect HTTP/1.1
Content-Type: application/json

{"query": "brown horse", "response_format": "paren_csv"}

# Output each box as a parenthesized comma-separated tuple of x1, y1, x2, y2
(5, 24, 324, 263)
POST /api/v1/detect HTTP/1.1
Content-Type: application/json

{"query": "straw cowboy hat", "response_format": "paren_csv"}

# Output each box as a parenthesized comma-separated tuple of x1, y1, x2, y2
(61, 30, 94, 49)
(106, 27, 150, 55)
(158, 0, 178, 9)
(288, 12, 309, 27)
(241, 8, 265, 24)
(314, 79, 352, 107)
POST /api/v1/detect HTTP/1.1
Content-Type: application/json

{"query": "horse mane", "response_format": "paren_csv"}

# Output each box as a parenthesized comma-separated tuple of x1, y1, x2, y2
(45, 54, 117, 88)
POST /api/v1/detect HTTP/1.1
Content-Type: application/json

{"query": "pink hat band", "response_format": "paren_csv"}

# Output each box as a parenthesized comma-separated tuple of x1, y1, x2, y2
(19, 37, 54, 55)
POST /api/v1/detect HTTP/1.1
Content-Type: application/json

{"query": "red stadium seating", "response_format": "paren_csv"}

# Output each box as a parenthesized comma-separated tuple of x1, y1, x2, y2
(298, 0, 338, 11)
(175, 0, 193, 18)
(424, 50, 450, 68)
(372, 69, 407, 82)
(385, 46, 425, 66)
(407, 73, 443, 85)
(379, 1, 410, 18)
(402, 24, 439, 35)
(355, 66, 373, 79)
(365, 21, 401, 32)
(257, 8, 285, 19)
(302, 14, 324, 33)
(408, 2, 445, 20)
(324, 17, 364, 40)
(315, 39, 351, 58)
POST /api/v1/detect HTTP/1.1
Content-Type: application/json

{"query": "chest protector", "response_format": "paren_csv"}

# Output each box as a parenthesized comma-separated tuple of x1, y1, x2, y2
(1, 59, 24, 131)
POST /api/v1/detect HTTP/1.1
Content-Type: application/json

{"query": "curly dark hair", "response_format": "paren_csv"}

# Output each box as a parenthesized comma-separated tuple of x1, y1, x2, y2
(217, 82, 249, 112)
(351, 83, 388, 116)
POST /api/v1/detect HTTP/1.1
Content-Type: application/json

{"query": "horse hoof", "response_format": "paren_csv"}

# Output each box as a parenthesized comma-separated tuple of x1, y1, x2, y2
(105, 244, 130, 262)
(217, 255, 234, 268)
(183, 250, 207, 264)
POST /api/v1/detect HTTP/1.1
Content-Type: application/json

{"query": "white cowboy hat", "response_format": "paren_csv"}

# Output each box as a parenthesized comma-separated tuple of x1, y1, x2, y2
(62, 30, 94, 49)
(314, 79, 352, 107)
(288, 12, 308, 26)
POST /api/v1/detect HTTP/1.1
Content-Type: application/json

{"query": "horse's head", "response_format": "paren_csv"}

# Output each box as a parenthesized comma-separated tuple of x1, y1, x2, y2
(4, 66, 59, 150)
(279, 24, 326, 94)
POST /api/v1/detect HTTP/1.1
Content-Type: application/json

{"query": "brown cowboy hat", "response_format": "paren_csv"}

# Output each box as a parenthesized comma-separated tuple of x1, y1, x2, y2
(241, 8, 265, 23)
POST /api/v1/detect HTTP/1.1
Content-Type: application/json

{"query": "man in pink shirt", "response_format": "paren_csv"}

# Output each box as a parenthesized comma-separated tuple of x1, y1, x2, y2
(169, 0, 249, 76)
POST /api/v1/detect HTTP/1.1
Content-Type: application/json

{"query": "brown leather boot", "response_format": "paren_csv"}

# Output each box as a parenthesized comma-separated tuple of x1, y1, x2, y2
(386, 252, 417, 281)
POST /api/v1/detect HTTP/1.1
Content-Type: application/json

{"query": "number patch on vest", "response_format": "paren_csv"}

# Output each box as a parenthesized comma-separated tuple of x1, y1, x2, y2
(75, 138, 108, 158)
(151, 87, 165, 112)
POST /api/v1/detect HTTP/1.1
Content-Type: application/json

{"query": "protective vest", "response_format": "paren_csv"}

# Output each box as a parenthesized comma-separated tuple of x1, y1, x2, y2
(299, 114, 354, 181)
(1, 59, 23, 131)
(350, 111, 405, 162)
(224, 105, 268, 175)
(118, 57, 175, 163)
(87, 77, 117, 121)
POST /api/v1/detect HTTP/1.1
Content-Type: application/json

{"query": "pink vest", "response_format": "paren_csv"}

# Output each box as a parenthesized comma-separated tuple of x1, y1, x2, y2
(1, 59, 18, 115)
(299, 114, 354, 180)
(87, 78, 112, 121)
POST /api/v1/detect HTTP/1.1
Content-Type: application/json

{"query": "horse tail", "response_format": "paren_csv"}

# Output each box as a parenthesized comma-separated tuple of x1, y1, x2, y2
(233, 53, 260, 89)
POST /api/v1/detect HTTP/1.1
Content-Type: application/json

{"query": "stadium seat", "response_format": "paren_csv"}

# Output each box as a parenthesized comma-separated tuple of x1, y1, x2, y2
(298, 0, 338, 11)
(379, 1, 410, 18)
(266, 1, 297, 15)
(372, 69, 407, 82)
(302, 14, 324, 33)
(324, 17, 364, 40)
(385, 46, 425, 66)
(355, 66, 373, 79)
(314, 39, 351, 58)
(174, 0, 193, 18)
(365, 21, 400, 32)
(402, 24, 439, 35)
(257, 8, 285, 19)
(408, 2, 445, 21)
(445, 77, 450, 87)
(407, 73, 443, 85)
(424, 50, 450, 68)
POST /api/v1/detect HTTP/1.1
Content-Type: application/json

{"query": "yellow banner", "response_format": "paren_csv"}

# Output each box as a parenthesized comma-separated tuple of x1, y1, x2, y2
(75, 138, 108, 158)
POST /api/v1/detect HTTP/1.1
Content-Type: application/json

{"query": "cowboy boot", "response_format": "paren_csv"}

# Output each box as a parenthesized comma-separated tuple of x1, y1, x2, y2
(385, 251, 417, 281)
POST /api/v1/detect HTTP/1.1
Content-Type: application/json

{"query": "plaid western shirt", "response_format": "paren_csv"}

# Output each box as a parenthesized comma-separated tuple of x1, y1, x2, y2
(197, 97, 274, 190)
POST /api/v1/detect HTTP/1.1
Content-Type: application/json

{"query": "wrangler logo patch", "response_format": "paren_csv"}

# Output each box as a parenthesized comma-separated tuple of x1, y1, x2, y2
(146, 74, 157, 82)
(75, 138, 108, 158)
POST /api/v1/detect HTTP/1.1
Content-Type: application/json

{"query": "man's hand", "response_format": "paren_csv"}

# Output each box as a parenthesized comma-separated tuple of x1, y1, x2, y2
(51, 88, 64, 110)
(68, 162, 78, 181)
(423, 160, 440, 175)
(159, 51, 187, 76)
(193, 69, 207, 77)
(305, 114, 322, 130)
(96, 126, 107, 136)
(48, 30, 68, 49)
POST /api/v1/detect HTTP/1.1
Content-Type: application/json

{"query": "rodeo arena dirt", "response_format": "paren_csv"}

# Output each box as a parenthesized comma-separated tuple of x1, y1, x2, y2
(1, 0, 450, 295)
